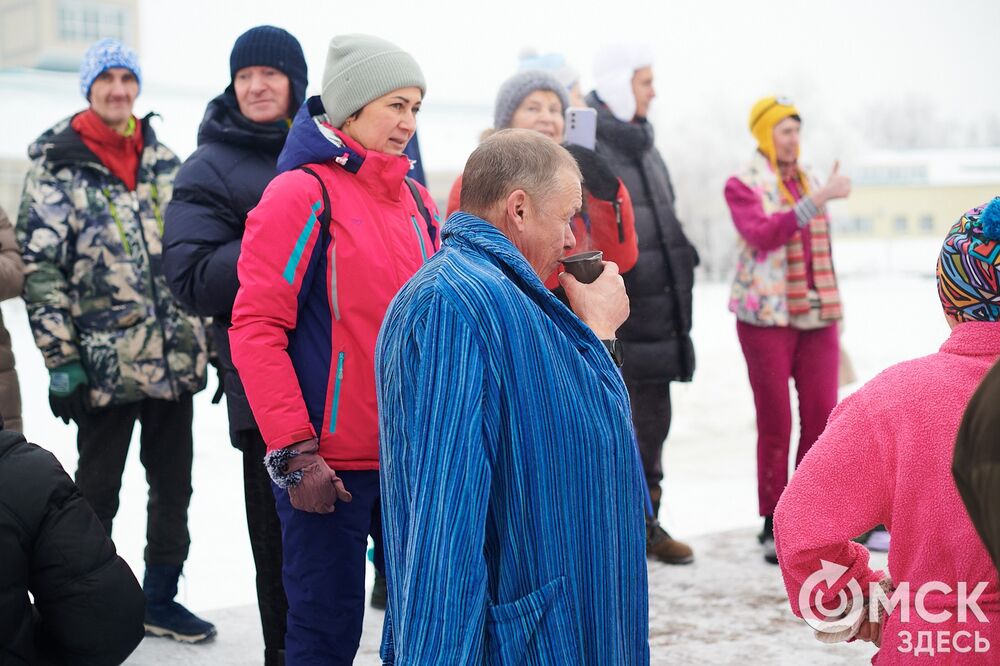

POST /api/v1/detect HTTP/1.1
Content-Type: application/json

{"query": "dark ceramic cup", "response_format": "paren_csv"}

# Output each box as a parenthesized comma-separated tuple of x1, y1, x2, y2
(561, 250, 604, 284)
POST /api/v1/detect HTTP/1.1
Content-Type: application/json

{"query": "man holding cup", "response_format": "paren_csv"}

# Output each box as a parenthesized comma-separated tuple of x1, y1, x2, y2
(375, 129, 647, 663)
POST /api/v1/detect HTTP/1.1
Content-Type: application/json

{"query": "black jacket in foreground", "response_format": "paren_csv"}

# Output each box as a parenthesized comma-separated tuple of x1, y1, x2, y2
(163, 92, 291, 445)
(0, 429, 144, 665)
(587, 91, 698, 384)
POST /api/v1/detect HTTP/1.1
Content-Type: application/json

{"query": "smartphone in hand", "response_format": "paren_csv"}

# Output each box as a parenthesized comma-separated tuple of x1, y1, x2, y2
(564, 107, 597, 150)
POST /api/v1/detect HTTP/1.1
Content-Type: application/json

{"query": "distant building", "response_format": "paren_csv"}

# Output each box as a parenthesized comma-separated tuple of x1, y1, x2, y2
(838, 149, 1000, 238)
(0, 0, 144, 216)
(0, 0, 139, 71)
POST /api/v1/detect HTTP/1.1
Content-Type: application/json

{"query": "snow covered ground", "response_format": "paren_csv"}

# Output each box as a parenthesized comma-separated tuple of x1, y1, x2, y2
(8, 236, 948, 663)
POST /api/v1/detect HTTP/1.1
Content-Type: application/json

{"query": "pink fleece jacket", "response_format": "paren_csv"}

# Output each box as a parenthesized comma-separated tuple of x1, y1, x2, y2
(775, 321, 1000, 664)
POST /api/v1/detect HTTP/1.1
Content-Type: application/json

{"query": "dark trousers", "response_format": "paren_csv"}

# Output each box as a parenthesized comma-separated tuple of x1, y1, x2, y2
(239, 429, 288, 662)
(74, 394, 193, 566)
(273, 470, 383, 666)
(626, 378, 672, 499)
(736, 321, 839, 516)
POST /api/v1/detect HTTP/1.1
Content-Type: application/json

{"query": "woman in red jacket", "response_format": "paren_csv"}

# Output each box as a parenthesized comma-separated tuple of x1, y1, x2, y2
(229, 34, 438, 665)
(446, 70, 638, 291)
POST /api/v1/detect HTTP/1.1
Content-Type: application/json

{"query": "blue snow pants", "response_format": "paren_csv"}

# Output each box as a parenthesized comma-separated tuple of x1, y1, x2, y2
(273, 470, 384, 665)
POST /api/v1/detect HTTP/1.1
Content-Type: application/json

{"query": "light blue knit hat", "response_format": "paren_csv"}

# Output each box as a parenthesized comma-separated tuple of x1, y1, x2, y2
(79, 38, 142, 99)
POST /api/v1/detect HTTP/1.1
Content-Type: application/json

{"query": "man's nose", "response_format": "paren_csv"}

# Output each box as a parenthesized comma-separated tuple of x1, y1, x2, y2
(249, 74, 267, 93)
(564, 223, 577, 250)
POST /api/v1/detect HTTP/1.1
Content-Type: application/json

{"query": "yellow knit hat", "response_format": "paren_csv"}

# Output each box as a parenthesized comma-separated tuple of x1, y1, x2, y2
(749, 95, 800, 160)
(748, 95, 805, 203)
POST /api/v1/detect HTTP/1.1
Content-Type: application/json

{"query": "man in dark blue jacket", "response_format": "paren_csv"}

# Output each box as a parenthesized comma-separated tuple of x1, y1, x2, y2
(162, 26, 307, 665)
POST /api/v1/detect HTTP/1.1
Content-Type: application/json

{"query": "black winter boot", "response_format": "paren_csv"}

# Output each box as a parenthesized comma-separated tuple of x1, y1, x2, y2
(371, 570, 387, 610)
(759, 516, 778, 565)
(143, 564, 217, 643)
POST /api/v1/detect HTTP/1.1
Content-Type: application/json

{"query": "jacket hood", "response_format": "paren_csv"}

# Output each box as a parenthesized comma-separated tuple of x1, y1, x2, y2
(27, 112, 160, 169)
(197, 92, 290, 155)
(442, 212, 549, 297)
(276, 96, 365, 174)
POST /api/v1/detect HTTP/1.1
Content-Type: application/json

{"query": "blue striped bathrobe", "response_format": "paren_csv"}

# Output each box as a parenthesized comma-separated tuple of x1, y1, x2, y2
(376, 213, 649, 664)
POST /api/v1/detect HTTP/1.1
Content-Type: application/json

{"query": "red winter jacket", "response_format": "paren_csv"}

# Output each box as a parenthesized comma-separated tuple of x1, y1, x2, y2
(230, 102, 438, 470)
(447, 173, 637, 289)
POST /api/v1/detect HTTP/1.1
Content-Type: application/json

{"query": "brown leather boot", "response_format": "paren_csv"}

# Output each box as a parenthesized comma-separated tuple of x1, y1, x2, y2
(644, 484, 694, 564)
(645, 516, 694, 565)
(648, 484, 663, 517)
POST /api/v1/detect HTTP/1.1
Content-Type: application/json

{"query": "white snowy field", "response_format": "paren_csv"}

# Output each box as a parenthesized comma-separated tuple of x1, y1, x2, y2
(7, 235, 950, 662)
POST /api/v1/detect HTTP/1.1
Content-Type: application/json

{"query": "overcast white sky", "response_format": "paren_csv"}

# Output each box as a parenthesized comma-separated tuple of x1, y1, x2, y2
(141, 0, 999, 124)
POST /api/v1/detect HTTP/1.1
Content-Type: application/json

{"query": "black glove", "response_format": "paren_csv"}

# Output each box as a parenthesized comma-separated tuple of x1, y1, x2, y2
(210, 357, 225, 404)
(49, 384, 91, 424)
(563, 143, 620, 202)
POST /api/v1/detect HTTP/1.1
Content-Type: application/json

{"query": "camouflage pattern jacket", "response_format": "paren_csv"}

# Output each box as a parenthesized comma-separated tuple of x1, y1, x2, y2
(16, 114, 207, 408)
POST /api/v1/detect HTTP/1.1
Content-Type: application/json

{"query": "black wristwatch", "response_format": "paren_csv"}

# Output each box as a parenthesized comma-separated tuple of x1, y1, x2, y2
(601, 338, 624, 368)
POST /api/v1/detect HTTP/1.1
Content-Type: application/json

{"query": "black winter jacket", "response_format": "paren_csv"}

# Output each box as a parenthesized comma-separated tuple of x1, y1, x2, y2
(587, 92, 697, 383)
(0, 430, 144, 665)
(163, 93, 290, 446)
(953, 359, 1000, 573)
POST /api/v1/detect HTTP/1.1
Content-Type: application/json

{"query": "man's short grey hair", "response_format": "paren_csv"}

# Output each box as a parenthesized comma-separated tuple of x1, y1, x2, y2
(460, 129, 581, 217)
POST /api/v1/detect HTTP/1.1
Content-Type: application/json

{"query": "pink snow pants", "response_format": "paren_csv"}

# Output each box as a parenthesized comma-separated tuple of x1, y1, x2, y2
(736, 320, 839, 517)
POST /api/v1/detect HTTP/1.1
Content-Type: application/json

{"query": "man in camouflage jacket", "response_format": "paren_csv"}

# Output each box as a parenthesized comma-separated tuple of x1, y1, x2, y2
(16, 39, 214, 643)
(19, 118, 206, 408)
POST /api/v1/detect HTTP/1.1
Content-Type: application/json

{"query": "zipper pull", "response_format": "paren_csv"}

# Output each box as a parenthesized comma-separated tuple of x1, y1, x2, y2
(614, 198, 624, 242)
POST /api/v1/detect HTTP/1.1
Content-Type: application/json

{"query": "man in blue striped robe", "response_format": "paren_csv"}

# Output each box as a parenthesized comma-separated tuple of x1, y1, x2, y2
(376, 129, 649, 664)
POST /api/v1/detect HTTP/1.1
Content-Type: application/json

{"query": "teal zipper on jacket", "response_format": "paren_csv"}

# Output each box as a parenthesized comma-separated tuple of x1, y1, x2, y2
(329, 351, 345, 434)
(410, 215, 429, 262)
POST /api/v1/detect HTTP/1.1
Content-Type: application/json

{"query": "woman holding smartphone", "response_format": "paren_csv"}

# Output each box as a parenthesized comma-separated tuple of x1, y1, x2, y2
(447, 71, 693, 565)
(446, 70, 639, 291)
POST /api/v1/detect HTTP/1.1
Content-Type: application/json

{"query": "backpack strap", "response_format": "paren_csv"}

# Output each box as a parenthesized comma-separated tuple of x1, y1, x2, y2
(405, 176, 438, 250)
(296, 166, 331, 238)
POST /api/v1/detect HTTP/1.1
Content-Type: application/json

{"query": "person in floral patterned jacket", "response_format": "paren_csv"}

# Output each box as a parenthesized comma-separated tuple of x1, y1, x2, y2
(724, 95, 851, 564)
(16, 38, 212, 644)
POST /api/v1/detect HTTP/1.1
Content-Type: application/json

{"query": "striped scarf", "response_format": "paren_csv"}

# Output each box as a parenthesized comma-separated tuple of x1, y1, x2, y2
(781, 174, 841, 320)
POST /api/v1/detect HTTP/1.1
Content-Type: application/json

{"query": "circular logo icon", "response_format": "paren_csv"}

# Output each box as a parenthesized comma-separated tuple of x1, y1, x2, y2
(798, 560, 865, 634)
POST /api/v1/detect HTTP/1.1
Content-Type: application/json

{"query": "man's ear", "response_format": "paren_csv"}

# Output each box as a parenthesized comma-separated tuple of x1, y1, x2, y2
(504, 189, 529, 232)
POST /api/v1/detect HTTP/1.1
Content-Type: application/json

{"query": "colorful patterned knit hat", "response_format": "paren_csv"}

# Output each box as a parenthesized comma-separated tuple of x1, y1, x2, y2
(937, 197, 1000, 322)
(79, 38, 141, 99)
